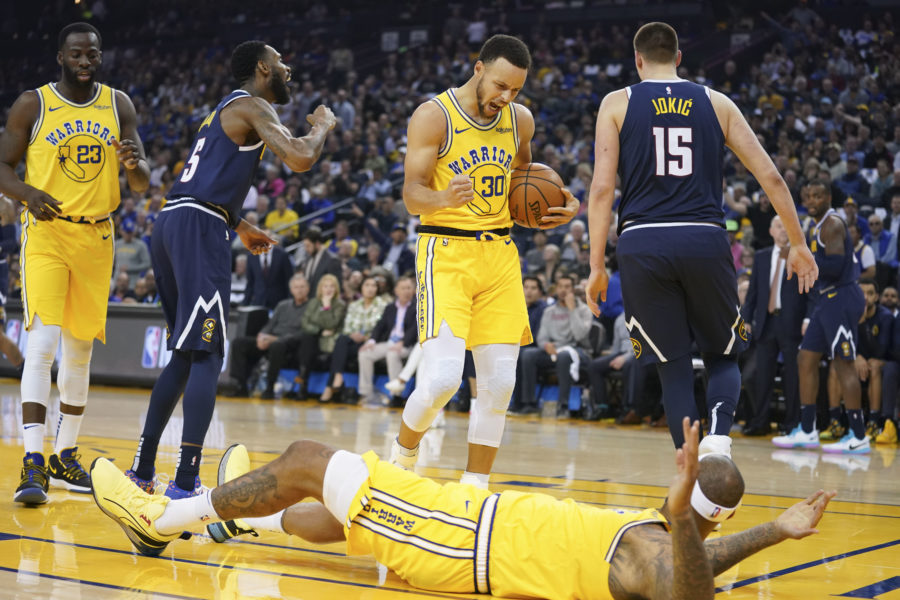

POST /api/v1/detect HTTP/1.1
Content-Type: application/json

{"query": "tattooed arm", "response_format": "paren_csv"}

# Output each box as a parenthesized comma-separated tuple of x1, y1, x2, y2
(225, 97, 336, 173)
(705, 490, 836, 575)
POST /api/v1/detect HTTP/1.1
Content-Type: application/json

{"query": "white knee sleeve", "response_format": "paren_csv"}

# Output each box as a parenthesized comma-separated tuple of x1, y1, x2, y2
(402, 323, 465, 432)
(468, 344, 519, 447)
(21, 315, 61, 407)
(58, 330, 93, 408)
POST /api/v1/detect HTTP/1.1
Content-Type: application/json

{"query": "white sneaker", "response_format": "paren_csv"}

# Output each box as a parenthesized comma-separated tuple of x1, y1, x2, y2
(822, 453, 871, 473)
(771, 450, 819, 474)
(698, 434, 732, 458)
(384, 378, 407, 396)
(821, 433, 870, 454)
(389, 438, 418, 470)
(772, 426, 820, 449)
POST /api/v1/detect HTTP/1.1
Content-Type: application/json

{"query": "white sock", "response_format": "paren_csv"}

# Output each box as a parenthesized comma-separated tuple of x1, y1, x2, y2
(54, 413, 84, 455)
(23, 423, 45, 456)
(243, 510, 286, 533)
(459, 471, 489, 489)
(156, 490, 218, 536)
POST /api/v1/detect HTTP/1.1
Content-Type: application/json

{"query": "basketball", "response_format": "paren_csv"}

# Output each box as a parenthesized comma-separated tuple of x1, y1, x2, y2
(508, 162, 566, 228)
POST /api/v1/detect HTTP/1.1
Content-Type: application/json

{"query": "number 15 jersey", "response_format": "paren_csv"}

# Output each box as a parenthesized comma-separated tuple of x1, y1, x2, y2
(422, 89, 519, 231)
(617, 79, 724, 234)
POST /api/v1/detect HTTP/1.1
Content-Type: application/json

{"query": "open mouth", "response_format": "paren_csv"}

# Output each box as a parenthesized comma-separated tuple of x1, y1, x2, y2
(488, 102, 504, 114)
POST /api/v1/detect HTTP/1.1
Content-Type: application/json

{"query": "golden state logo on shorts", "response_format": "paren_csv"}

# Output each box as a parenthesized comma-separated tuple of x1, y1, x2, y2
(201, 318, 216, 343)
(630, 337, 642, 359)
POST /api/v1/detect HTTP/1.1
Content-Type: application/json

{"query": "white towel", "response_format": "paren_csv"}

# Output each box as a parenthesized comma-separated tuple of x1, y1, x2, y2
(556, 345, 581, 382)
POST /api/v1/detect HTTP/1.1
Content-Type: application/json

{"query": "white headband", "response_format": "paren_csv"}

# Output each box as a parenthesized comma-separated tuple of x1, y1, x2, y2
(690, 455, 742, 523)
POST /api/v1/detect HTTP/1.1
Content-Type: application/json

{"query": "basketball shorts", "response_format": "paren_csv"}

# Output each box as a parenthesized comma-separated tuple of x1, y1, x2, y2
(800, 283, 865, 360)
(333, 450, 495, 594)
(617, 224, 748, 364)
(152, 201, 231, 356)
(415, 233, 531, 348)
(20, 210, 114, 342)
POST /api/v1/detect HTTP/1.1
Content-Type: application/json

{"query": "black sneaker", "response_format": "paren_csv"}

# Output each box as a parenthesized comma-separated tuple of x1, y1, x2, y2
(207, 519, 259, 543)
(48, 447, 92, 493)
(15, 454, 49, 505)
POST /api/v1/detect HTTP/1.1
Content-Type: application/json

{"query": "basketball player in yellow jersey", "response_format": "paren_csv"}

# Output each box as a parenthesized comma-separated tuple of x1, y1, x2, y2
(393, 34, 579, 487)
(0, 22, 150, 505)
(93, 418, 835, 600)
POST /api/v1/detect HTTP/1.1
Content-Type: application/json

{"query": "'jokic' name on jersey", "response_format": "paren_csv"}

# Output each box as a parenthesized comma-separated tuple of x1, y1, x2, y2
(651, 97, 693, 117)
(447, 145, 514, 175)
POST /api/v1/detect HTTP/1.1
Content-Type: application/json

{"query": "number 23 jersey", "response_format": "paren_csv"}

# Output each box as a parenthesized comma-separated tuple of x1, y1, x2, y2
(423, 88, 520, 231)
(25, 83, 122, 217)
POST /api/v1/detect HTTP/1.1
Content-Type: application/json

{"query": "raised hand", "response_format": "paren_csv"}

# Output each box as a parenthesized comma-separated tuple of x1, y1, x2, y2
(307, 105, 338, 131)
(668, 418, 701, 518)
(775, 490, 836, 540)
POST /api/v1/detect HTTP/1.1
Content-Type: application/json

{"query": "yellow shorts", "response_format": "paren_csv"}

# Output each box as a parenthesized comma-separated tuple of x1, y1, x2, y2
(20, 211, 115, 342)
(344, 451, 494, 594)
(415, 234, 531, 348)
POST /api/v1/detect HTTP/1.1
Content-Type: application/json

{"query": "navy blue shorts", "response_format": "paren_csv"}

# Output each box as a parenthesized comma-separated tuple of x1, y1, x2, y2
(617, 224, 748, 364)
(800, 283, 864, 360)
(152, 201, 231, 356)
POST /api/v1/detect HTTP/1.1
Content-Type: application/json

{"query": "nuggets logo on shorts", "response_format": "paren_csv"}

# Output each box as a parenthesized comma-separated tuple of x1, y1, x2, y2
(630, 337, 642, 359)
(841, 341, 851, 357)
(201, 318, 216, 343)
(873, 325, 879, 336)
(738, 319, 749, 342)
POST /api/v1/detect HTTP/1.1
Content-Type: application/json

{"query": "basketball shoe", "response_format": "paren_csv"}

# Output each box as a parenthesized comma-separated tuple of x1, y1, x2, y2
(90, 457, 180, 557)
(865, 421, 881, 443)
(389, 437, 419, 470)
(164, 476, 205, 500)
(772, 426, 820, 449)
(698, 434, 732, 458)
(47, 447, 91, 493)
(819, 418, 846, 441)
(207, 444, 258, 543)
(875, 420, 898, 444)
(124, 469, 157, 494)
(821, 433, 870, 454)
(14, 453, 49, 505)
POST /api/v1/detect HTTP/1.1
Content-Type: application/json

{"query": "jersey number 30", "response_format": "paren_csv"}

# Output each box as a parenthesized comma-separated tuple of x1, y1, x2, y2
(652, 127, 692, 177)
(180, 138, 206, 182)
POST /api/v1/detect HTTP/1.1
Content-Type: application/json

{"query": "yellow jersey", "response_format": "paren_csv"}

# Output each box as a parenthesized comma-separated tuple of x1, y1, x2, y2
(423, 89, 520, 231)
(25, 82, 122, 217)
(489, 491, 669, 600)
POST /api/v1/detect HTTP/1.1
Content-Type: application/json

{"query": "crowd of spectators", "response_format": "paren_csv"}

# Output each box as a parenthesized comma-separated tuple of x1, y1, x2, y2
(1, 2, 899, 432)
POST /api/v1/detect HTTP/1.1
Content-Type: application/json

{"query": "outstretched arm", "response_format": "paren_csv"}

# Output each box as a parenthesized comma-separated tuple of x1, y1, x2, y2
(704, 489, 835, 575)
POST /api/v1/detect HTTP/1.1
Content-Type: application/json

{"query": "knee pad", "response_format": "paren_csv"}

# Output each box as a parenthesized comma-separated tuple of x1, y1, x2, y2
(58, 331, 94, 408)
(21, 316, 62, 407)
(477, 358, 518, 412)
(468, 395, 507, 447)
(402, 357, 465, 432)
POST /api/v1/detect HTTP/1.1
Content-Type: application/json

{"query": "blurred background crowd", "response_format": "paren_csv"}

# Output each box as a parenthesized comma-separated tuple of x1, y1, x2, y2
(2, 0, 899, 439)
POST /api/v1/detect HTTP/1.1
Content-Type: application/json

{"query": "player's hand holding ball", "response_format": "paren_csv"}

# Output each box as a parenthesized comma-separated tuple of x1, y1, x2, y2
(307, 105, 338, 131)
(444, 173, 474, 209)
(508, 162, 579, 229)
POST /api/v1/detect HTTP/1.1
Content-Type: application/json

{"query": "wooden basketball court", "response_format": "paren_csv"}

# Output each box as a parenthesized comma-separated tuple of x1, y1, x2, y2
(1, 381, 898, 599)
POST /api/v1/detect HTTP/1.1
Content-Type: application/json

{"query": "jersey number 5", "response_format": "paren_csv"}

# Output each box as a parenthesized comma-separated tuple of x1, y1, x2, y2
(180, 138, 206, 182)
(652, 127, 692, 177)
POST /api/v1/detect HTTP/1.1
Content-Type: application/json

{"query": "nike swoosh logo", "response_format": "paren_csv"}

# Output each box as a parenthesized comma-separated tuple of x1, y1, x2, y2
(23, 424, 40, 430)
(48, 106, 63, 112)
(848, 442, 867, 450)
(827, 292, 837, 298)
(102, 233, 112, 240)
(454, 127, 470, 134)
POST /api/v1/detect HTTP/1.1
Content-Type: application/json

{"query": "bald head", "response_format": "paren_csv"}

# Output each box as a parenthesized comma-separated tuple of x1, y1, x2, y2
(697, 454, 744, 510)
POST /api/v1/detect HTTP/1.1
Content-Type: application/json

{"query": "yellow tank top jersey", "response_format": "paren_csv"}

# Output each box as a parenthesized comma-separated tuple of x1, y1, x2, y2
(25, 83, 122, 217)
(423, 89, 519, 231)
(489, 491, 669, 600)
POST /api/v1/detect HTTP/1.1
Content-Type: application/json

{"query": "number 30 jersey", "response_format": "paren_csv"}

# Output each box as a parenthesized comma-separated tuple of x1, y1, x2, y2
(617, 79, 725, 234)
(168, 90, 264, 226)
(421, 88, 520, 231)
(25, 83, 122, 217)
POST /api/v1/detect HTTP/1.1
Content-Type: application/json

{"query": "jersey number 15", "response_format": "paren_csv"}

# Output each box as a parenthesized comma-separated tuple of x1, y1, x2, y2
(652, 127, 692, 177)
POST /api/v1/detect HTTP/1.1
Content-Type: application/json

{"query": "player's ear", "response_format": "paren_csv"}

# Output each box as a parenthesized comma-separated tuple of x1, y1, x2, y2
(57, 51, 64, 68)
(257, 59, 270, 78)
(675, 50, 682, 68)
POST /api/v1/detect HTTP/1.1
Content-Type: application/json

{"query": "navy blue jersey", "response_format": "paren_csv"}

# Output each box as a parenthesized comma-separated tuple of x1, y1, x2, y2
(168, 90, 264, 226)
(809, 209, 860, 291)
(858, 305, 893, 359)
(617, 80, 725, 233)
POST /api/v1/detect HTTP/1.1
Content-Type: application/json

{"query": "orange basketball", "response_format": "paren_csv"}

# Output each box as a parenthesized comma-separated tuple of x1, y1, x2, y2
(508, 162, 566, 228)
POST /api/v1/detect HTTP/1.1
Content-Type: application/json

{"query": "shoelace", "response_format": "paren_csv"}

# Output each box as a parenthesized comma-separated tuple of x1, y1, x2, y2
(58, 453, 89, 480)
(21, 462, 48, 486)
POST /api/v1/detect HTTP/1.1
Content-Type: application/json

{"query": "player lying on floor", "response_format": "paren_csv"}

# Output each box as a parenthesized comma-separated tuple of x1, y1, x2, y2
(91, 418, 835, 600)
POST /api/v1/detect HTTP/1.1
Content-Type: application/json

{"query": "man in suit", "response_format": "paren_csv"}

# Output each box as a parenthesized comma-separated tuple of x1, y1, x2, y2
(741, 216, 808, 435)
(245, 242, 294, 310)
(357, 275, 417, 404)
(299, 226, 342, 294)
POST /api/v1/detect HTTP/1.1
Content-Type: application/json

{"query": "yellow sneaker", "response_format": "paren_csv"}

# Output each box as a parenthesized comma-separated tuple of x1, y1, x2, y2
(819, 418, 846, 441)
(90, 457, 180, 557)
(866, 421, 881, 443)
(875, 420, 898, 444)
(207, 444, 256, 543)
